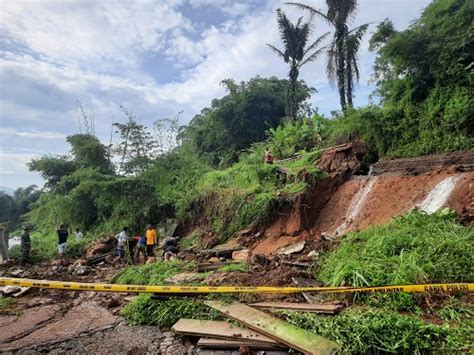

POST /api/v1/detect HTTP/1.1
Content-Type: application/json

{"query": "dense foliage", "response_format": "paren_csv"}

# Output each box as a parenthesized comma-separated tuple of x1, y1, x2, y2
(365, 0, 474, 157)
(181, 76, 313, 167)
(0, 186, 41, 230)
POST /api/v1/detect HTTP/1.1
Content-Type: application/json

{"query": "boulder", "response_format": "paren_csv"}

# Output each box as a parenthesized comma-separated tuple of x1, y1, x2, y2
(232, 249, 251, 262)
(278, 241, 306, 255)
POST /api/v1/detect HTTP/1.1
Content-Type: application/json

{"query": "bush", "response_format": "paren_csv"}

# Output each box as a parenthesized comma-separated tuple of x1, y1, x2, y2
(282, 308, 473, 353)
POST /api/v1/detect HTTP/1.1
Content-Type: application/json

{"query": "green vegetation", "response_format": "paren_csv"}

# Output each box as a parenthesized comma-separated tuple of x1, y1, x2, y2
(0, 298, 14, 314)
(267, 9, 328, 121)
(317, 210, 473, 310)
(111, 260, 193, 285)
(281, 308, 473, 353)
(218, 262, 249, 273)
(122, 295, 222, 327)
(289, 1, 370, 110)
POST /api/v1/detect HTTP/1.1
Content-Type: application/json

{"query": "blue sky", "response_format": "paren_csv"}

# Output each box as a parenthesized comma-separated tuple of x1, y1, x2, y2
(0, 0, 432, 189)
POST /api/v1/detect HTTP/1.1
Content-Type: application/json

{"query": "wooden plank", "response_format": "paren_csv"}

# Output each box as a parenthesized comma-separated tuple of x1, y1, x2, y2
(249, 302, 342, 314)
(197, 338, 284, 350)
(205, 301, 339, 355)
(172, 319, 278, 344)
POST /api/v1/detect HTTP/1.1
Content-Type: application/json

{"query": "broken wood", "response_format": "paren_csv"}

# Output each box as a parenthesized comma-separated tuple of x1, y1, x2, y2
(278, 241, 306, 255)
(249, 302, 342, 314)
(204, 301, 339, 354)
(292, 277, 326, 304)
(197, 261, 236, 272)
(12, 287, 31, 298)
(197, 338, 284, 350)
(172, 319, 277, 344)
(281, 260, 311, 268)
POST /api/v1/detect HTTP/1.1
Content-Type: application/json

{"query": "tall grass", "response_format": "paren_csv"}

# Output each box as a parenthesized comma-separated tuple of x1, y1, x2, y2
(111, 260, 193, 285)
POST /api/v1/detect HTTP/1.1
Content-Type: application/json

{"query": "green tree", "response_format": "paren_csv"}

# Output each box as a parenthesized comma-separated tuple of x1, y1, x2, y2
(288, 1, 369, 110)
(114, 107, 157, 175)
(367, 0, 474, 156)
(267, 9, 328, 121)
(28, 155, 76, 189)
(67, 134, 114, 174)
(181, 76, 313, 166)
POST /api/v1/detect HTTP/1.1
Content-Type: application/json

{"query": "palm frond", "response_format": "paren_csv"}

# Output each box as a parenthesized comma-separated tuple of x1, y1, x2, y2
(266, 44, 286, 60)
(299, 46, 326, 68)
(285, 2, 330, 23)
(325, 40, 338, 85)
(303, 31, 330, 56)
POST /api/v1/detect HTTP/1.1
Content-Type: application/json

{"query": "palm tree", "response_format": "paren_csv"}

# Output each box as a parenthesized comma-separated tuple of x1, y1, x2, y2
(287, 1, 369, 110)
(267, 9, 329, 122)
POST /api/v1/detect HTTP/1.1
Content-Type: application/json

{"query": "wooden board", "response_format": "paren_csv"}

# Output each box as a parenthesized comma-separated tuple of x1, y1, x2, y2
(250, 302, 342, 314)
(205, 301, 339, 355)
(197, 338, 283, 350)
(172, 319, 277, 344)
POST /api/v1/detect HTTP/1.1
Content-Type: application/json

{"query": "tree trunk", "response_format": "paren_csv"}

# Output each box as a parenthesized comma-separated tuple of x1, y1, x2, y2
(336, 26, 347, 111)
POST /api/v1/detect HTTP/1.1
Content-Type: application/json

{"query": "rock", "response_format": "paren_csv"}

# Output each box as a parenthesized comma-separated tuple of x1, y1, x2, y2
(75, 265, 91, 276)
(1, 285, 21, 295)
(9, 269, 23, 277)
(307, 250, 320, 258)
(52, 265, 66, 273)
(277, 241, 306, 255)
(219, 257, 226, 262)
(208, 257, 220, 263)
(232, 249, 251, 262)
(106, 296, 122, 308)
(321, 232, 335, 241)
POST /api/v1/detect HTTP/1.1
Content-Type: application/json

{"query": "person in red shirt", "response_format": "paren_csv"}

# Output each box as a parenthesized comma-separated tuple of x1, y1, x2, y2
(264, 147, 274, 164)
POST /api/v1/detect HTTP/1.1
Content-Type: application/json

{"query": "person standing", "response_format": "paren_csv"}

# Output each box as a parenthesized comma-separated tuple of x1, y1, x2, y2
(57, 224, 69, 260)
(114, 227, 128, 261)
(74, 228, 83, 240)
(20, 226, 31, 265)
(145, 224, 158, 261)
(264, 147, 274, 164)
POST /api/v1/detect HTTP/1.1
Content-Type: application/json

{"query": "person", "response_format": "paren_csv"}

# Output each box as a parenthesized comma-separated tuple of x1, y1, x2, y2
(56, 224, 69, 259)
(74, 228, 83, 240)
(114, 227, 128, 260)
(20, 226, 31, 265)
(264, 147, 274, 164)
(163, 236, 179, 261)
(145, 224, 158, 260)
(134, 233, 146, 263)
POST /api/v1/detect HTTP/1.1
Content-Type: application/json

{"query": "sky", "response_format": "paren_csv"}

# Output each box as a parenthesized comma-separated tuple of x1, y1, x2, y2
(0, 0, 432, 190)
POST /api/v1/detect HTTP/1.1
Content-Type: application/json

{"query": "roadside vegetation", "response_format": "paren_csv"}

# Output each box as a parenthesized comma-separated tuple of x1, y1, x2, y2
(1, 0, 472, 352)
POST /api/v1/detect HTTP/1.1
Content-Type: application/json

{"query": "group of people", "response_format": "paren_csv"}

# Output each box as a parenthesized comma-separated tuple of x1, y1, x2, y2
(114, 224, 178, 264)
(20, 224, 82, 265)
(18, 221, 177, 266)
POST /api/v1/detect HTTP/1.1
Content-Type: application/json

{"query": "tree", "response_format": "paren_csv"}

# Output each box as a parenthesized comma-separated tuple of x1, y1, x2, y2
(181, 76, 313, 166)
(28, 155, 76, 189)
(287, 1, 369, 110)
(114, 107, 157, 175)
(267, 9, 328, 121)
(67, 134, 114, 174)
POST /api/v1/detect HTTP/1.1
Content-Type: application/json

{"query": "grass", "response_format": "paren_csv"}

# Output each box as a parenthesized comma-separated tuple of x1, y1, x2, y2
(186, 147, 322, 243)
(111, 260, 193, 285)
(218, 262, 249, 273)
(178, 229, 203, 250)
(0, 297, 14, 314)
(281, 307, 473, 354)
(121, 295, 222, 327)
(316, 210, 473, 310)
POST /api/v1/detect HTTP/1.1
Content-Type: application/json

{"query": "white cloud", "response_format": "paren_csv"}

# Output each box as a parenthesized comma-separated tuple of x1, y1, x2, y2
(0, 128, 66, 140)
(0, 0, 193, 69)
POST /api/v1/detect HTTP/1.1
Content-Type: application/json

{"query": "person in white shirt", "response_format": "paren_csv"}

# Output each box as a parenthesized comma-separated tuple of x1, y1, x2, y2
(114, 227, 128, 260)
(74, 228, 83, 240)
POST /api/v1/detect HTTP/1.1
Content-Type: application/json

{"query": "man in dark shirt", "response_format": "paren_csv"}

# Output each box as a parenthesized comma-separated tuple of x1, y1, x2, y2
(57, 224, 69, 259)
(20, 226, 31, 265)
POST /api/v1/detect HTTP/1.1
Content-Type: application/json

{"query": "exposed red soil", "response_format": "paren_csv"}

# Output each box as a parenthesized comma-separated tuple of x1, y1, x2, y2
(250, 150, 474, 256)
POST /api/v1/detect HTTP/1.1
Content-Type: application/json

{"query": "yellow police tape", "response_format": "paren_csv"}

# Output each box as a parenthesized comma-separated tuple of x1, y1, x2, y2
(0, 277, 472, 295)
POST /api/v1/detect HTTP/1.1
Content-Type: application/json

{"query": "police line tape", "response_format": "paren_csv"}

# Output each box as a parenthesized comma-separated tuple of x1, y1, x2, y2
(0, 277, 472, 295)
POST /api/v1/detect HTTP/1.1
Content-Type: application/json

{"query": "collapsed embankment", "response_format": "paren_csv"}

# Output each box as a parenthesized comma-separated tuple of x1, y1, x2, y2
(251, 147, 474, 256)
